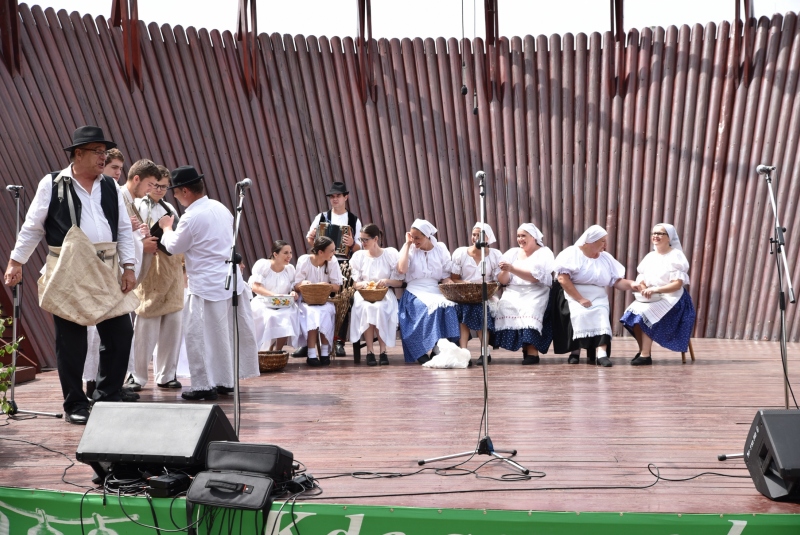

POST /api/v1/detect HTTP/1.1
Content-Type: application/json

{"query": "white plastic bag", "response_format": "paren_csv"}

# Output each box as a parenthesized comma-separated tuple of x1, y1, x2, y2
(422, 339, 472, 369)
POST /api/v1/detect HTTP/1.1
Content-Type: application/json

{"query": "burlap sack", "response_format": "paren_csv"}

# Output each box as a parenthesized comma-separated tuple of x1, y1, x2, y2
(38, 226, 140, 326)
(134, 251, 185, 318)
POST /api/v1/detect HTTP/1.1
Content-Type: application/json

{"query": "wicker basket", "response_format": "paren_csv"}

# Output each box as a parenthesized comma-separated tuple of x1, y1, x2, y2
(258, 350, 289, 372)
(298, 283, 333, 305)
(357, 286, 388, 303)
(439, 282, 499, 304)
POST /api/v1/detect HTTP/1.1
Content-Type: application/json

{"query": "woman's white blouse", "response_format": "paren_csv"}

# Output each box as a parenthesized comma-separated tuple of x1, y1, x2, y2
(248, 259, 295, 295)
(451, 247, 502, 282)
(403, 242, 453, 281)
(554, 245, 625, 287)
(501, 247, 555, 286)
(635, 248, 690, 287)
(294, 254, 343, 285)
(350, 247, 400, 282)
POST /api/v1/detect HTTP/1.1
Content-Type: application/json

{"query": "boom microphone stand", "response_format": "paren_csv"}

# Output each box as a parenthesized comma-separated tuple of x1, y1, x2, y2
(758, 165, 797, 410)
(5, 185, 62, 419)
(225, 178, 252, 436)
(418, 171, 529, 475)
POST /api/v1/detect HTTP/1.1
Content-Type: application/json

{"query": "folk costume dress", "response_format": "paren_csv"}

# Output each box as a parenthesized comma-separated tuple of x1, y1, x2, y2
(348, 247, 400, 347)
(248, 259, 301, 351)
(553, 226, 625, 354)
(450, 245, 502, 332)
(620, 225, 695, 352)
(294, 254, 343, 349)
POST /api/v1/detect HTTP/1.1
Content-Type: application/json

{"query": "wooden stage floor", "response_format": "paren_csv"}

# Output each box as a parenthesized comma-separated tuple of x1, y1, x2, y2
(2, 338, 799, 515)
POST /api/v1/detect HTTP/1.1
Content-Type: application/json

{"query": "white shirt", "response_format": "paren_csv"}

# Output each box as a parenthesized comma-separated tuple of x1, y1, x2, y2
(161, 196, 244, 301)
(10, 165, 135, 266)
(248, 259, 295, 295)
(554, 245, 625, 287)
(451, 246, 502, 282)
(502, 246, 555, 287)
(135, 196, 178, 228)
(635, 248, 690, 287)
(349, 247, 399, 282)
(403, 241, 453, 282)
(294, 254, 343, 286)
(306, 211, 362, 248)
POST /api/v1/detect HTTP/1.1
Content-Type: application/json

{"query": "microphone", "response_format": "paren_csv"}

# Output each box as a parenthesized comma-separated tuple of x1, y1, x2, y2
(236, 178, 252, 189)
(5, 185, 23, 192)
(757, 165, 776, 174)
(475, 171, 486, 180)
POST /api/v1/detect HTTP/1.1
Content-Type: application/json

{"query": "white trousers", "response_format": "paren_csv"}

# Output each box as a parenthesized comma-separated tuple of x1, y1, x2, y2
(129, 310, 182, 386)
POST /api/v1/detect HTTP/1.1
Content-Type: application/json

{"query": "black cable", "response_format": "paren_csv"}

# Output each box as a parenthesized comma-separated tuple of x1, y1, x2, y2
(146, 493, 163, 535)
(0, 435, 91, 490)
(773, 241, 799, 408)
(646, 464, 751, 481)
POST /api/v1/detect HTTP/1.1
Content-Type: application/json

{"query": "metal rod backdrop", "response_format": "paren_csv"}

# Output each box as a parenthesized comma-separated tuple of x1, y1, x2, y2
(1, 5, 800, 368)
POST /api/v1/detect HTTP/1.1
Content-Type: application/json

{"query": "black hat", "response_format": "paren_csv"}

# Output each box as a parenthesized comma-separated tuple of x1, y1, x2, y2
(63, 125, 117, 152)
(168, 165, 205, 189)
(326, 181, 349, 196)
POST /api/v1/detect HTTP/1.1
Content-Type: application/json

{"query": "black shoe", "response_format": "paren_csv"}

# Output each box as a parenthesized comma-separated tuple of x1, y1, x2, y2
(120, 389, 140, 402)
(292, 346, 309, 358)
(567, 354, 580, 364)
(379, 352, 389, 365)
(335, 341, 346, 357)
(320, 356, 331, 366)
(65, 407, 90, 425)
(85, 380, 96, 399)
(417, 354, 431, 364)
(306, 357, 321, 367)
(630, 352, 641, 363)
(181, 388, 218, 401)
(468, 359, 474, 367)
(366, 353, 377, 366)
(476, 354, 492, 365)
(522, 354, 540, 365)
(157, 379, 183, 388)
(217, 386, 234, 395)
(597, 356, 613, 367)
(631, 355, 652, 366)
(431, 345, 441, 356)
(124, 375, 142, 392)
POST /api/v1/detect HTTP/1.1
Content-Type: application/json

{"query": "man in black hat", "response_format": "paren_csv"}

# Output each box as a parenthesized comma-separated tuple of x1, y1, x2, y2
(158, 165, 259, 401)
(3, 125, 138, 425)
(300, 181, 362, 357)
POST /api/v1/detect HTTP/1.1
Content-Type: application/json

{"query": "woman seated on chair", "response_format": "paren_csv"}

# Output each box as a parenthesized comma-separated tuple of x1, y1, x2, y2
(620, 223, 695, 365)
(348, 224, 403, 366)
(492, 223, 555, 365)
(396, 219, 460, 364)
(294, 236, 342, 367)
(248, 240, 300, 352)
(447, 223, 503, 353)
(553, 225, 637, 367)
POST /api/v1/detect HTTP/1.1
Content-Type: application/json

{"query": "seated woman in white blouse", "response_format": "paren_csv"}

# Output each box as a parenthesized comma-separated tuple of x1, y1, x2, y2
(447, 223, 502, 356)
(492, 223, 555, 365)
(620, 223, 696, 365)
(396, 219, 459, 364)
(553, 225, 637, 367)
(248, 240, 300, 352)
(294, 236, 342, 367)
(348, 224, 404, 366)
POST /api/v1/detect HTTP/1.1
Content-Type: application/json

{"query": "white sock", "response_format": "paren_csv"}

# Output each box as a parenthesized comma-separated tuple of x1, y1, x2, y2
(308, 348, 318, 359)
(597, 348, 608, 358)
(320, 344, 330, 356)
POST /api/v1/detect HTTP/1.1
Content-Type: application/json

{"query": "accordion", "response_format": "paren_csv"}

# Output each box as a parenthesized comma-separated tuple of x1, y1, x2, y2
(319, 222, 352, 257)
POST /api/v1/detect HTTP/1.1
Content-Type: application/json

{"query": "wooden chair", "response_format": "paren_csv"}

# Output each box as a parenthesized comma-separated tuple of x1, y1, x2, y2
(681, 339, 695, 363)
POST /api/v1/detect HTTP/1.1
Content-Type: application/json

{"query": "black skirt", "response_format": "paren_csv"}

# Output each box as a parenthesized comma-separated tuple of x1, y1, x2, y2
(550, 280, 612, 356)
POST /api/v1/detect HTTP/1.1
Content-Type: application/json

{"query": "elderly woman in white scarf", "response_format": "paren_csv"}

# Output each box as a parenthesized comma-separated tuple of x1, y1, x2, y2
(492, 223, 555, 365)
(553, 225, 637, 367)
(620, 224, 695, 365)
(445, 223, 503, 354)
(396, 219, 460, 364)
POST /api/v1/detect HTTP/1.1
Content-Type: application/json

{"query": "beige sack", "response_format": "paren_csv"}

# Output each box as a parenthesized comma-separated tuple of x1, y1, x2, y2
(38, 226, 140, 326)
(134, 251, 185, 318)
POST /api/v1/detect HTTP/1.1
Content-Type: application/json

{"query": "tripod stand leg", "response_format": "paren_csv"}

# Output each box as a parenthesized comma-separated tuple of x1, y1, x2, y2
(492, 448, 518, 456)
(489, 450, 530, 475)
(418, 450, 477, 466)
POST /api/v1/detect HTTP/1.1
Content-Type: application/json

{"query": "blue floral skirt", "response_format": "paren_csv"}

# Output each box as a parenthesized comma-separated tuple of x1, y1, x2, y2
(620, 291, 696, 352)
(455, 302, 495, 332)
(398, 291, 460, 362)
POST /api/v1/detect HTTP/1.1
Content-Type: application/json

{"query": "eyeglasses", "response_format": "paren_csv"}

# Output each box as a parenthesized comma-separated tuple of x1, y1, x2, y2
(360, 236, 373, 242)
(81, 148, 108, 157)
(652, 232, 668, 237)
(151, 184, 169, 191)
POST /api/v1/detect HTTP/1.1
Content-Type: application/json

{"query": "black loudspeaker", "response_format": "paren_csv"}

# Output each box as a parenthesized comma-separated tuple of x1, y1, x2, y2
(744, 409, 800, 502)
(76, 403, 237, 480)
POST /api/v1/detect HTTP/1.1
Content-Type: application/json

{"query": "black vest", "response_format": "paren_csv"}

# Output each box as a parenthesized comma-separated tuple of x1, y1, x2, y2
(320, 210, 358, 234)
(44, 172, 120, 247)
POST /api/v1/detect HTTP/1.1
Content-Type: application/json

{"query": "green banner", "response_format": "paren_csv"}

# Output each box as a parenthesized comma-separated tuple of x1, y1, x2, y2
(0, 487, 798, 534)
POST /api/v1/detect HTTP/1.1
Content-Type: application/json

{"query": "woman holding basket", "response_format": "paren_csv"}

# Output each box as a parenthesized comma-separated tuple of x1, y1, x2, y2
(348, 224, 404, 366)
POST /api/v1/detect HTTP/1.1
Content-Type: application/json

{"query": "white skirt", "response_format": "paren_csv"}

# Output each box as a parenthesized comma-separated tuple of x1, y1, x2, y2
(564, 283, 612, 339)
(297, 301, 336, 347)
(250, 296, 301, 350)
(493, 283, 549, 332)
(348, 290, 398, 347)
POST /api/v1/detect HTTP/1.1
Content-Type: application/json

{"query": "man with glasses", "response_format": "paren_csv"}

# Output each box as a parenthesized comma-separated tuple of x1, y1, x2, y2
(3, 125, 137, 424)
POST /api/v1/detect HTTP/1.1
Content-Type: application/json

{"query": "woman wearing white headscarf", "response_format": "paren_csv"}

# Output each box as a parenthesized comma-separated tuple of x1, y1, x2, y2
(396, 219, 460, 363)
(553, 225, 637, 367)
(446, 223, 503, 352)
(492, 223, 555, 365)
(620, 223, 695, 365)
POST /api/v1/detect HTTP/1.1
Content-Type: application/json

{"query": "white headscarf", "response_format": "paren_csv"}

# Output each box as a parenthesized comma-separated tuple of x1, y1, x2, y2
(518, 223, 544, 246)
(575, 225, 607, 246)
(473, 222, 496, 245)
(655, 223, 682, 251)
(411, 219, 437, 238)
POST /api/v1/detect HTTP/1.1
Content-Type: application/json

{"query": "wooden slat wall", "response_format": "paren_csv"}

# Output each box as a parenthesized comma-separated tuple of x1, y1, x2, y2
(2, 6, 800, 367)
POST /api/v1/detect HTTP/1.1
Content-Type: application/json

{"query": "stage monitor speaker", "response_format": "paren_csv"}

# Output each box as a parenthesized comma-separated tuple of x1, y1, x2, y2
(76, 402, 237, 480)
(744, 409, 800, 502)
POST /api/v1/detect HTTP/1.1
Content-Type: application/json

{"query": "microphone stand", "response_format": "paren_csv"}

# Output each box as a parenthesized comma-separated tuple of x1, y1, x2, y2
(418, 171, 529, 475)
(762, 167, 797, 410)
(225, 183, 248, 436)
(5, 186, 62, 419)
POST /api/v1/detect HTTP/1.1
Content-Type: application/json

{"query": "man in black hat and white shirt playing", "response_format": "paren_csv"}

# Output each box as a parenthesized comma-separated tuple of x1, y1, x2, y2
(158, 165, 259, 400)
(3, 125, 137, 425)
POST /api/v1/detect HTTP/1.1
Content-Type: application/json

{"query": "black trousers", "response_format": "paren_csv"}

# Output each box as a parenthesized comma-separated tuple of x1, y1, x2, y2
(53, 313, 133, 412)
